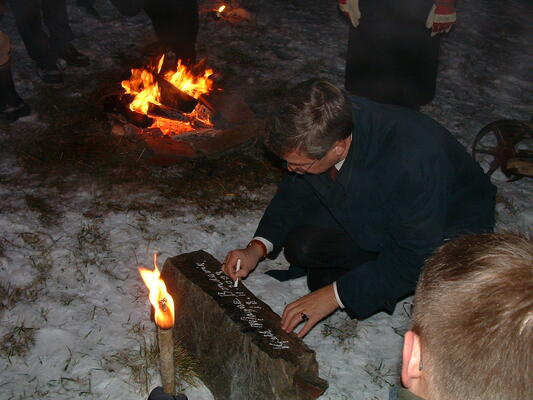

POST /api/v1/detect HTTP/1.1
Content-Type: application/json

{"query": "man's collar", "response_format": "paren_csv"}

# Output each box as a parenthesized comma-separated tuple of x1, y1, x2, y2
(334, 134, 352, 171)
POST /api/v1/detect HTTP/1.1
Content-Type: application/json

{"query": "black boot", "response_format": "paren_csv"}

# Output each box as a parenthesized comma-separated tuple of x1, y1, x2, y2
(0, 60, 31, 122)
(55, 43, 90, 67)
(36, 55, 63, 83)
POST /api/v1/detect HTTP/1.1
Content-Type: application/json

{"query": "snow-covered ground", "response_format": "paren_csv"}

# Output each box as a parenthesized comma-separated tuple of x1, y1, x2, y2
(0, 0, 531, 399)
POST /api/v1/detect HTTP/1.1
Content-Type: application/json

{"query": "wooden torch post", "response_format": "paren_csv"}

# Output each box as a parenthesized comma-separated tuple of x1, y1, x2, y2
(158, 325, 176, 395)
(139, 254, 176, 396)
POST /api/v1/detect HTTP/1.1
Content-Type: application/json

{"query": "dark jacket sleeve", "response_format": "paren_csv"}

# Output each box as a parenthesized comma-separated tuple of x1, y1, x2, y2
(337, 154, 452, 319)
(254, 171, 320, 250)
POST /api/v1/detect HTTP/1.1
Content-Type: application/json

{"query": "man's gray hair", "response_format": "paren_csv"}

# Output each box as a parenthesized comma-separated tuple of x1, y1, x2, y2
(266, 79, 353, 159)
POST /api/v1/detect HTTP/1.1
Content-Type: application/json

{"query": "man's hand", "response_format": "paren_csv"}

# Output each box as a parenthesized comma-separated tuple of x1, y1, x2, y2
(281, 284, 340, 338)
(338, 0, 361, 28)
(221, 245, 262, 281)
(426, 1, 456, 37)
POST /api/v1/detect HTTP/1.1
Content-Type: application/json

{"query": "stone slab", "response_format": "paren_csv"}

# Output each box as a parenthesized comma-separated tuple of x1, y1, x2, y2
(161, 250, 328, 400)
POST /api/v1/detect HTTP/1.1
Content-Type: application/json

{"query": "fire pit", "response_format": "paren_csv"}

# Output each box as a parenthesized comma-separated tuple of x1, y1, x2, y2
(105, 56, 263, 164)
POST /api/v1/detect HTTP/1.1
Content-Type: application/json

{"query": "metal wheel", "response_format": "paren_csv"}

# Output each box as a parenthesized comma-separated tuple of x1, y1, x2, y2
(472, 119, 533, 181)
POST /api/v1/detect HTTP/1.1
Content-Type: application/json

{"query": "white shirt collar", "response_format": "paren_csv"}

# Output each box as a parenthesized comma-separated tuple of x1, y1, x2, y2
(334, 134, 352, 170)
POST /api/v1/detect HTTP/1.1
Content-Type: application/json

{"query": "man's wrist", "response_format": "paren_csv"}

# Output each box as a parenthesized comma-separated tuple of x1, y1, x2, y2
(333, 281, 345, 309)
(247, 239, 267, 260)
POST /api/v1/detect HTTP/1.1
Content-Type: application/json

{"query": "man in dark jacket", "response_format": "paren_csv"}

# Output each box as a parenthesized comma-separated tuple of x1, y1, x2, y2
(222, 79, 496, 337)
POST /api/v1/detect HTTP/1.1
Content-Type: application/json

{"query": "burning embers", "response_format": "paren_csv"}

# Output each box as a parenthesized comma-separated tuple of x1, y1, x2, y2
(106, 54, 259, 162)
(120, 55, 216, 136)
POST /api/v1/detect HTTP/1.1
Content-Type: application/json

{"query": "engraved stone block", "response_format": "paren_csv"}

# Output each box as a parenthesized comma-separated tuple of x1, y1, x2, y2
(161, 250, 328, 400)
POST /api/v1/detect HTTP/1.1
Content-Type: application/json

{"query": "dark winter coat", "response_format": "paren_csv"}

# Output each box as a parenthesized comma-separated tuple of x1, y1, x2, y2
(345, 0, 439, 107)
(255, 96, 496, 319)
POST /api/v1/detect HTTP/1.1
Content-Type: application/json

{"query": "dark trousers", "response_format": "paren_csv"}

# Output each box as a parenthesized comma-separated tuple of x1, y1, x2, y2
(143, 0, 198, 63)
(108, 0, 198, 63)
(284, 225, 378, 292)
(7, 0, 73, 65)
(345, 0, 440, 107)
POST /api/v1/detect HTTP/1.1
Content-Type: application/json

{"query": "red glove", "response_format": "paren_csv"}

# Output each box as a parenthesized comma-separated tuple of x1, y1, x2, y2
(338, 0, 361, 28)
(426, 0, 456, 36)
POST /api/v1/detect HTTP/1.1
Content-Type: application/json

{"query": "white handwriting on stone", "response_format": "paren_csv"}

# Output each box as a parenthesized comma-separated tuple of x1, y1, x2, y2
(196, 260, 290, 350)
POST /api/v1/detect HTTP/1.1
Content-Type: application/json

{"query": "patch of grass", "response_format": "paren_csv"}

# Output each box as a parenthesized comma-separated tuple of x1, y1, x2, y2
(0, 323, 36, 359)
(72, 222, 114, 280)
(221, 47, 261, 68)
(76, 223, 109, 254)
(172, 335, 200, 388)
(0, 282, 39, 315)
(248, 79, 292, 116)
(322, 317, 362, 350)
(24, 194, 62, 226)
(12, 68, 282, 216)
(495, 193, 520, 216)
(104, 330, 199, 395)
(17, 231, 55, 282)
(297, 59, 326, 76)
(14, 70, 150, 187)
(363, 360, 396, 389)
(156, 151, 281, 214)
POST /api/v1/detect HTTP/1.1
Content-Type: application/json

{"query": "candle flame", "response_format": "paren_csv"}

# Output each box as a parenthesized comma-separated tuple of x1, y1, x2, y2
(138, 253, 175, 329)
(218, 5, 226, 13)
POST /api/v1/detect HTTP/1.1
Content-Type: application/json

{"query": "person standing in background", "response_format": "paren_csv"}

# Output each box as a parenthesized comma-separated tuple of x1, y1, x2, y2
(6, 0, 90, 83)
(339, 0, 456, 108)
(77, 0, 199, 65)
(0, 31, 30, 122)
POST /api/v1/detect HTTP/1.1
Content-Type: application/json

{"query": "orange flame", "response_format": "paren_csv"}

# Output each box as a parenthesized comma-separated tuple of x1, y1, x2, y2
(121, 55, 214, 135)
(138, 253, 175, 329)
(217, 5, 226, 13)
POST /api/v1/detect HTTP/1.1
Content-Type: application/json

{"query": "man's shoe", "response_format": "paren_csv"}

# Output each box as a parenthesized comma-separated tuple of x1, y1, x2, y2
(37, 62, 63, 84)
(265, 265, 307, 281)
(57, 44, 90, 67)
(0, 100, 31, 122)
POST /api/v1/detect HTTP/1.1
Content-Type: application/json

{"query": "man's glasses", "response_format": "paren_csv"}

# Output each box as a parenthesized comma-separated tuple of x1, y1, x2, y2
(286, 158, 319, 173)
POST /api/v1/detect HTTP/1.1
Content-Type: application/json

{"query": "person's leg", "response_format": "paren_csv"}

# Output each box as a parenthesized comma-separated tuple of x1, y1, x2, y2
(42, 0, 89, 67)
(6, 0, 51, 64)
(284, 225, 378, 291)
(0, 32, 30, 122)
(143, 0, 198, 64)
(6, 0, 63, 82)
(41, 0, 73, 50)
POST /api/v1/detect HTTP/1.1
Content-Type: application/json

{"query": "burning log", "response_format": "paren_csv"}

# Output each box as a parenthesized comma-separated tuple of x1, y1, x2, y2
(104, 94, 153, 128)
(147, 103, 190, 122)
(154, 75, 198, 114)
(198, 94, 216, 114)
(161, 250, 329, 400)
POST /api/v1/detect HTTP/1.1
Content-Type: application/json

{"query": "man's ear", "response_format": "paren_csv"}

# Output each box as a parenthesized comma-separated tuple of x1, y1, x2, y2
(334, 137, 349, 155)
(401, 330, 423, 388)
